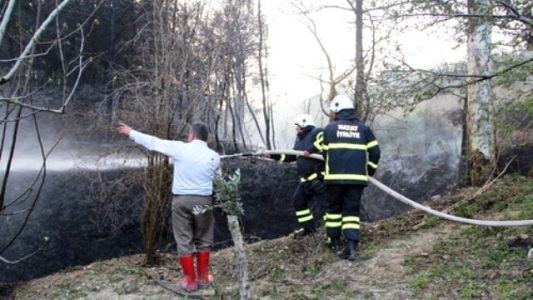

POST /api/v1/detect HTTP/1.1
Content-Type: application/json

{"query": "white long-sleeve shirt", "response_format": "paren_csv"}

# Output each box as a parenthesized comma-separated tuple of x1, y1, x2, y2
(129, 130, 220, 196)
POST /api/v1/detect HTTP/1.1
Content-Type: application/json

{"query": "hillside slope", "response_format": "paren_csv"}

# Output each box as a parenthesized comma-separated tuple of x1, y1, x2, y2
(6, 175, 533, 300)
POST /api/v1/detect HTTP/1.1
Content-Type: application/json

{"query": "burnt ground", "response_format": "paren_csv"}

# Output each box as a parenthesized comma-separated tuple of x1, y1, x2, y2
(8, 189, 475, 300)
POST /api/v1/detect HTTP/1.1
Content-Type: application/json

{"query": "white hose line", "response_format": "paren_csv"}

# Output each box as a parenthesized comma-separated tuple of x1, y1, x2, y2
(221, 153, 248, 159)
(268, 149, 533, 227)
(368, 177, 533, 227)
(264, 149, 324, 161)
(221, 150, 265, 159)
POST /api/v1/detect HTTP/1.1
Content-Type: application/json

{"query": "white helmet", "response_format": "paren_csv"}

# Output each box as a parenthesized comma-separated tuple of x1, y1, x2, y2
(329, 94, 354, 113)
(294, 114, 315, 128)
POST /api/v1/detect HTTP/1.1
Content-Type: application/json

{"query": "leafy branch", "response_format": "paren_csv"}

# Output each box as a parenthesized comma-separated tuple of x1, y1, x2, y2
(213, 168, 244, 216)
(192, 168, 244, 216)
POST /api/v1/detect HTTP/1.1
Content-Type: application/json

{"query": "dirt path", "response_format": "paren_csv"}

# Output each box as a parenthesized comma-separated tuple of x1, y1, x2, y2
(323, 223, 460, 300)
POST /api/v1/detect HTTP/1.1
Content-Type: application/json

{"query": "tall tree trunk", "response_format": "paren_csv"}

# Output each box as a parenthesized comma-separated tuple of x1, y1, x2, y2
(466, 0, 494, 185)
(257, 0, 272, 149)
(354, 0, 366, 122)
(106, 0, 117, 121)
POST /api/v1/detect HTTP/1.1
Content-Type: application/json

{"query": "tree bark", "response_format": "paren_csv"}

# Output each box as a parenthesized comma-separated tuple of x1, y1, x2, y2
(227, 215, 249, 300)
(354, 0, 367, 121)
(257, 0, 272, 149)
(466, 0, 494, 184)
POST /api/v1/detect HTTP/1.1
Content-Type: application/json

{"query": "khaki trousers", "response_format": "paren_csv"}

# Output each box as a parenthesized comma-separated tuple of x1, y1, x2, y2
(171, 195, 214, 257)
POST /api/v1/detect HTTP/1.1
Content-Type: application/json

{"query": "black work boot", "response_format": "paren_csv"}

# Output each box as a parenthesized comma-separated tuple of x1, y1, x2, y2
(324, 237, 341, 253)
(293, 227, 316, 239)
(337, 240, 357, 261)
(332, 238, 341, 253)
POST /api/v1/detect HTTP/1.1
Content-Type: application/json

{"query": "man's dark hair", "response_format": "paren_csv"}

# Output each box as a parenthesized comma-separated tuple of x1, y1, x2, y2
(190, 122, 209, 141)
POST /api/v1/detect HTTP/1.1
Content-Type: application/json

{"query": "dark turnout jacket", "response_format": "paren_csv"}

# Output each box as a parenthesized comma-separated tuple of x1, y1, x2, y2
(322, 110, 381, 185)
(270, 126, 325, 180)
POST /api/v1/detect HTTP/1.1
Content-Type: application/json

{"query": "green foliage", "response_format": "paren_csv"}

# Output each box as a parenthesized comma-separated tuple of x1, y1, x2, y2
(268, 267, 285, 281)
(425, 215, 440, 227)
(472, 175, 533, 215)
(49, 281, 88, 299)
(192, 168, 244, 216)
(213, 168, 244, 216)
(454, 201, 475, 218)
(409, 271, 430, 291)
(460, 284, 481, 299)
(359, 242, 383, 260)
(401, 256, 416, 267)
(115, 281, 139, 295)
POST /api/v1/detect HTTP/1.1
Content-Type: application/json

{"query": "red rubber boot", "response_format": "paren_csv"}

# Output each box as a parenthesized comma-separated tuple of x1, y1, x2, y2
(197, 251, 214, 289)
(179, 256, 198, 292)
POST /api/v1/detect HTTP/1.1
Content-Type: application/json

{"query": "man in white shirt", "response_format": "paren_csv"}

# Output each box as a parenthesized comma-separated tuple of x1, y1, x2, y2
(117, 122, 220, 292)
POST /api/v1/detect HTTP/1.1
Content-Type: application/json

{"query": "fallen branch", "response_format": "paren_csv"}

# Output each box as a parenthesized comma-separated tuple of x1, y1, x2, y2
(443, 156, 516, 214)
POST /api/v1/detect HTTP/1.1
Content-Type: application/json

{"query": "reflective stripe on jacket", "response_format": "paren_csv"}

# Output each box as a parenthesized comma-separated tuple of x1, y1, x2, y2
(322, 111, 381, 185)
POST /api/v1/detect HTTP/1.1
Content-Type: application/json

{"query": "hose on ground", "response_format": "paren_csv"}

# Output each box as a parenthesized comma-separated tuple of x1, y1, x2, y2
(264, 149, 533, 227)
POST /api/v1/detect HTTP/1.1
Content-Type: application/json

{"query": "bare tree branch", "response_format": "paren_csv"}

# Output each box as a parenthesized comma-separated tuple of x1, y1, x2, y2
(0, 0, 16, 46)
(292, 1, 357, 108)
(495, 0, 533, 25)
(0, 247, 44, 264)
(0, 0, 73, 84)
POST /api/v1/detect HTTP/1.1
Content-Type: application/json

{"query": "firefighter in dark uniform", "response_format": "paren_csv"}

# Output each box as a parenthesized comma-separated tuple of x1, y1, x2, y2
(264, 114, 327, 238)
(322, 95, 381, 260)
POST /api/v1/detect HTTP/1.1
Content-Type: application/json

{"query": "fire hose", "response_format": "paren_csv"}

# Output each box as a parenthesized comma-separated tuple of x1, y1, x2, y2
(220, 150, 265, 159)
(222, 149, 533, 227)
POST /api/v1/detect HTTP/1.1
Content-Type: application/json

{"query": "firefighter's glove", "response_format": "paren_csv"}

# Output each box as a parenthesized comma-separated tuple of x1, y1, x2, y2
(309, 178, 326, 194)
(303, 181, 313, 195)
(367, 167, 376, 177)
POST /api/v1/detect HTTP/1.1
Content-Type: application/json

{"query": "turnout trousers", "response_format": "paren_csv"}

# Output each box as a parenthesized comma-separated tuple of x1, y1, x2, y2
(293, 182, 328, 230)
(325, 184, 364, 242)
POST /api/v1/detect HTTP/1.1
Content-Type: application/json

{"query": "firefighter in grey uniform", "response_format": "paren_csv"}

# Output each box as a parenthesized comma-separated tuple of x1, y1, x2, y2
(322, 95, 381, 261)
(264, 114, 327, 238)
